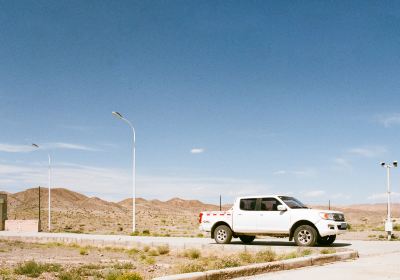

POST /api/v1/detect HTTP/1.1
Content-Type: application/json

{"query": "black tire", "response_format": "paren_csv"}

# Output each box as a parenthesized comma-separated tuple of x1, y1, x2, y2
(317, 235, 336, 246)
(214, 225, 233, 244)
(294, 225, 318, 247)
(239, 235, 255, 244)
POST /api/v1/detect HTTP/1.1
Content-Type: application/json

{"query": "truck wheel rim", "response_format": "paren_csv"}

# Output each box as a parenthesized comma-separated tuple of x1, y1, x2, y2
(298, 229, 312, 244)
(217, 229, 227, 242)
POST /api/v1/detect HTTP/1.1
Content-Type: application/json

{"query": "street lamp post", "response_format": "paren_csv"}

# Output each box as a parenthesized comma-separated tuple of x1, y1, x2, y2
(112, 111, 136, 233)
(32, 143, 52, 232)
(380, 161, 397, 240)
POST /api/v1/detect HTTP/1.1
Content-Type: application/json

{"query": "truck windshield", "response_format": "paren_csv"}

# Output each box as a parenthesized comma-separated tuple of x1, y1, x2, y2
(278, 196, 308, 209)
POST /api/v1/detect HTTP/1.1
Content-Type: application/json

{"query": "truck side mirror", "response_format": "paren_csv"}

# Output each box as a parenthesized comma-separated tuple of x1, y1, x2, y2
(277, 205, 287, 211)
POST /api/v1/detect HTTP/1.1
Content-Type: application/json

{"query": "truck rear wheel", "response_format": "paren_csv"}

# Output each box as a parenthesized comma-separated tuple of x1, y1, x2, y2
(214, 225, 233, 244)
(317, 235, 336, 246)
(239, 236, 255, 244)
(294, 225, 317, 247)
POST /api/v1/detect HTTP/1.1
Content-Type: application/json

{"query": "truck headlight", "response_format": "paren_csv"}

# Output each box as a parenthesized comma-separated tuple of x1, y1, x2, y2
(320, 212, 334, 220)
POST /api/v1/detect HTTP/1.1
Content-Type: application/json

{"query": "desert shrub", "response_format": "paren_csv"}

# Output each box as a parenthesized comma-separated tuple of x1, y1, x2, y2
(106, 271, 143, 280)
(320, 249, 336, 254)
(127, 248, 140, 256)
(79, 248, 89, 255)
(14, 260, 61, 277)
(148, 248, 159, 256)
(58, 270, 83, 280)
(157, 244, 170, 255)
(142, 230, 150, 235)
(300, 249, 313, 256)
(255, 249, 276, 262)
(196, 233, 204, 238)
(144, 256, 155, 265)
(112, 262, 135, 270)
(393, 224, 400, 231)
(177, 262, 205, 273)
(184, 248, 201, 259)
(0, 268, 11, 276)
(373, 226, 385, 232)
(212, 256, 241, 269)
(281, 251, 298, 259)
(130, 231, 140, 236)
(142, 245, 150, 252)
(238, 252, 254, 263)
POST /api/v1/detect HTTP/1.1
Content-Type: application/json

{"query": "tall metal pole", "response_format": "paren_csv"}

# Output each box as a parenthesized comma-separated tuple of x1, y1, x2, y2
(381, 161, 397, 240)
(48, 153, 51, 232)
(386, 166, 391, 240)
(112, 112, 136, 233)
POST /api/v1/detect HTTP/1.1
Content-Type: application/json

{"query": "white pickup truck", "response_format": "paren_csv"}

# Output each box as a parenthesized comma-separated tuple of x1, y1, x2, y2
(199, 195, 347, 246)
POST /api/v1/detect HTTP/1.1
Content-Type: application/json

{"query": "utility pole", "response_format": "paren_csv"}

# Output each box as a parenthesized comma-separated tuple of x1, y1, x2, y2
(219, 195, 222, 211)
(38, 186, 41, 232)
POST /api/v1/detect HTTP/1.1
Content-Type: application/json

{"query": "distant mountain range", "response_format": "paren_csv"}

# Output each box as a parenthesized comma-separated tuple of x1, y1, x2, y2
(0, 187, 398, 235)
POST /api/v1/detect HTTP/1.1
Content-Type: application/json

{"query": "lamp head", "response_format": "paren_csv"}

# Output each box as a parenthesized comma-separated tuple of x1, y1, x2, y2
(393, 161, 398, 167)
(32, 143, 39, 148)
(380, 162, 386, 167)
(112, 111, 124, 119)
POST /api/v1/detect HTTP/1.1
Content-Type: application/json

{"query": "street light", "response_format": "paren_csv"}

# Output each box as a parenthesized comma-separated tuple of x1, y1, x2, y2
(380, 161, 397, 240)
(32, 143, 52, 232)
(112, 111, 136, 233)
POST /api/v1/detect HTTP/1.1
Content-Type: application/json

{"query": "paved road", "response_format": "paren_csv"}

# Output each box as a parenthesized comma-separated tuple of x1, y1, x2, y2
(0, 231, 398, 255)
(234, 252, 400, 280)
(233, 240, 400, 280)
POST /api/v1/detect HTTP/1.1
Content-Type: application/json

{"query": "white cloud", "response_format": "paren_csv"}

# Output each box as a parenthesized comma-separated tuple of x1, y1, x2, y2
(273, 170, 287, 175)
(190, 148, 205, 154)
(0, 142, 98, 153)
(333, 157, 352, 169)
(348, 146, 387, 158)
(367, 192, 400, 201)
(376, 113, 400, 127)
(273, 168, 316, 177)
(0, 144, 35, 153)
(0, 161, 271, 203)
(45, 142, 98, 151)
(303, 190, 326, 198)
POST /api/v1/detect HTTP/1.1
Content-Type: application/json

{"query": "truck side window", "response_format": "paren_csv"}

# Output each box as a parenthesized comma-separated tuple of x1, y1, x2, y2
(260, 198, 282, 211)
(239, 198, 257, 211)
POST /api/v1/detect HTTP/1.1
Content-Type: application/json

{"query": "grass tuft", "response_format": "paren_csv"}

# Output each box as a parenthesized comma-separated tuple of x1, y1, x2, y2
(184, 248, 201, 259)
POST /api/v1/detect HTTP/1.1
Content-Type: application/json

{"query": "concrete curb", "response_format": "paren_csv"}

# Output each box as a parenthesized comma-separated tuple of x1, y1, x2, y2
(153, 250, 359, 280)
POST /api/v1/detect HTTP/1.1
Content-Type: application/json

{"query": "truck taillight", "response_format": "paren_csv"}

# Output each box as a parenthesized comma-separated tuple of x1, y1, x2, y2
(198, 213, 203, 223)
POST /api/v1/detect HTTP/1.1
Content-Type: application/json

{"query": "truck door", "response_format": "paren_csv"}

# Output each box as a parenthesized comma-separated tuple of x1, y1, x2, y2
(257, 197, 291, 233)
(233, 198, 259, 233)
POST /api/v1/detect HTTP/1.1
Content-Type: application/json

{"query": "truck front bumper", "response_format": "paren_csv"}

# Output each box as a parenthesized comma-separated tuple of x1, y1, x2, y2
(315, 219, 347, 237)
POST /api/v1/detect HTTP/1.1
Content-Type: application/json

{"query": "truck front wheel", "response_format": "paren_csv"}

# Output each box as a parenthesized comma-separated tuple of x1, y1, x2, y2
(239, 236, 255, 244)
(214, 225, 233, 244)
(294, 225, 317, 247)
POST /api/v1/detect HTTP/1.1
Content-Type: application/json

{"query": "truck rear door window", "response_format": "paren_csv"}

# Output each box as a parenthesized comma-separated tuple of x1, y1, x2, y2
(239, 198, 257, 211)
(260, 198, 282, 211)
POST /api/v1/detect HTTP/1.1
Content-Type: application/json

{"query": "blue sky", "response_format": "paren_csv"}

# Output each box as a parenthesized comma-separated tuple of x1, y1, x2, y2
(1, 0, 400, 205)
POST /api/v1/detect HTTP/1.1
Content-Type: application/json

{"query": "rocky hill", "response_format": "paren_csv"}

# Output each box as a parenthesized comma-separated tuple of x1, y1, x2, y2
(1, 187, 398, 235)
